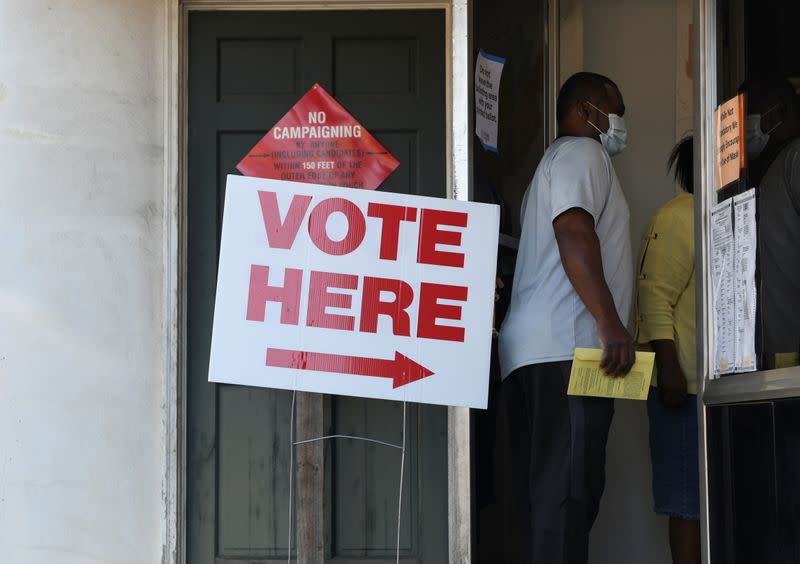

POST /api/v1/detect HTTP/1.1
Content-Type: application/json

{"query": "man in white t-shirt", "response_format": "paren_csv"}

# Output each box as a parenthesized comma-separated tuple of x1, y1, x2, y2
(498, 72, 634, 563)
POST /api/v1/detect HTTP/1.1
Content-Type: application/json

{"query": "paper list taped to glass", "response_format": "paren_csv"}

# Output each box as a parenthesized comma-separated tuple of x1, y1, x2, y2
(567, 348, 655, 400)
(733, 188, 757, 372)
(711, 199, 735, 375)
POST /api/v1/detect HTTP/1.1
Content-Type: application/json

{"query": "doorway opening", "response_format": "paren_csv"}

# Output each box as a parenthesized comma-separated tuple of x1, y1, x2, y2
(473, 1, 694, 563)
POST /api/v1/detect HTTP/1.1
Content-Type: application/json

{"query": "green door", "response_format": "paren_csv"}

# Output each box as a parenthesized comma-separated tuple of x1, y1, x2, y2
(187, 10, 447, 563)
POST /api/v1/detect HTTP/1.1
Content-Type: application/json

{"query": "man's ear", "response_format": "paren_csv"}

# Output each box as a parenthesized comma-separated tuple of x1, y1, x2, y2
(577, 101, 589, 120)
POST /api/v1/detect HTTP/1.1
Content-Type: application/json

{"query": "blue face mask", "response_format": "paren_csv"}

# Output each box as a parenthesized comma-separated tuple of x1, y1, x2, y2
(586, 102, 628, 156)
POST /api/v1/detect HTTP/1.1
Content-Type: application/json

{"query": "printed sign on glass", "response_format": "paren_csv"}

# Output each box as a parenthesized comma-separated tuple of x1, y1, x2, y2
(714, 94, 745, 190)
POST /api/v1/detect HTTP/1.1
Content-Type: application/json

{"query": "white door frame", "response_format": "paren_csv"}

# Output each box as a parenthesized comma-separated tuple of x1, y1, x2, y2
(162, 1, 472, 562)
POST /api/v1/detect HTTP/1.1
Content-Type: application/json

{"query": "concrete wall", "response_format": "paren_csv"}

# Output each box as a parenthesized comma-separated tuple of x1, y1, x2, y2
(579, 0, 687, 563)
(0, 2, 167, 563)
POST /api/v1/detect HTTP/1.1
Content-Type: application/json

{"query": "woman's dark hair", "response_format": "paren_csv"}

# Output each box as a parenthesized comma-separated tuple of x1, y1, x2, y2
(668, 135, 694, 194)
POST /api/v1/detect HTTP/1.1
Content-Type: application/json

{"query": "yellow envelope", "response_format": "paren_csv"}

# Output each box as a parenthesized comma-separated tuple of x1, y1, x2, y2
(567, 348, 656, 401)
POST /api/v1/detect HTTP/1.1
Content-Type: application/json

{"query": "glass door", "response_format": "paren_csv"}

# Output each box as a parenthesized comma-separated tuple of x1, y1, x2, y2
(697, 1, 800, 561)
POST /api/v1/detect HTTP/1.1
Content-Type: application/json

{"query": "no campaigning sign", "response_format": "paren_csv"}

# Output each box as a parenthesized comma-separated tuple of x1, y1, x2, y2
(237, 84, 400, 190)
(208, 175, 500, 409)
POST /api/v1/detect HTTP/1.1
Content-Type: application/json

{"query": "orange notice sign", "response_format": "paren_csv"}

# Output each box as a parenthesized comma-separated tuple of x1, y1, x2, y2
(715, 94, 745, 190)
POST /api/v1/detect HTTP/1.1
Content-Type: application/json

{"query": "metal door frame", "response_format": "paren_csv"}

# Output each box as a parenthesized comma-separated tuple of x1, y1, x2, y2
(694, 2, 716, 561)
(162, 1, 473, 562)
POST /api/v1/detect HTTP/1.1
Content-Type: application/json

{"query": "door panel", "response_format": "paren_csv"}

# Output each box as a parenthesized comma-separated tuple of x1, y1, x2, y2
(331, 399, 418, 558)
(217, 386, 294, 559)
(326, 400, 447, 562)
(188, 10, 446, 564)
(334, 39, 418, 95)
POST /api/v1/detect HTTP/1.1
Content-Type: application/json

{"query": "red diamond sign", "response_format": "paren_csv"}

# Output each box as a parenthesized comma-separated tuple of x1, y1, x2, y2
(237, 84, 400, 190)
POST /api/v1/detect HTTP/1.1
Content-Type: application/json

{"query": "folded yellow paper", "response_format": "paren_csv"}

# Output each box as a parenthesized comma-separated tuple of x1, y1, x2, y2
(567, 348, 656, 401)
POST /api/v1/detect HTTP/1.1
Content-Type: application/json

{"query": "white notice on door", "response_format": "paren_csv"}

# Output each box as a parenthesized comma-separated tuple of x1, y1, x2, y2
(733, 189, 757, 372)
(475, 49, 506, 153)
(711, 199, 735, 376)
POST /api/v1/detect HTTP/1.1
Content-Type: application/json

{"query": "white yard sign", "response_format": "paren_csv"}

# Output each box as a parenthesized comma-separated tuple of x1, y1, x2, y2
(209, 175, 500, 409)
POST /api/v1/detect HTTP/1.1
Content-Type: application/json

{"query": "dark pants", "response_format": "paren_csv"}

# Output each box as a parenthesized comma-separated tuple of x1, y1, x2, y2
(507, 362, 614, 564)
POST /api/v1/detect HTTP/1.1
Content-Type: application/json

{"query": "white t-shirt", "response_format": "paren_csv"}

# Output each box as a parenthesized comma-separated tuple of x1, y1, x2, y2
(498, 136, 633, 379)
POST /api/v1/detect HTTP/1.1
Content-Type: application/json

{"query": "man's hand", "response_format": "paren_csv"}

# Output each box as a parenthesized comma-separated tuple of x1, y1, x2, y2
(651, 340, 688, 408)
(597, 317, 635, 376)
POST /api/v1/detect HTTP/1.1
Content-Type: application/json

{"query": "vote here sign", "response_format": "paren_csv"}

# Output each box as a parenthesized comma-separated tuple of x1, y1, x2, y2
(209, 175, 500, 409)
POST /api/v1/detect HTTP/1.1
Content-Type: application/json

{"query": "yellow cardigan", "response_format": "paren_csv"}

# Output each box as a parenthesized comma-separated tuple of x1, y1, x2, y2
(635, 192, 697, 394)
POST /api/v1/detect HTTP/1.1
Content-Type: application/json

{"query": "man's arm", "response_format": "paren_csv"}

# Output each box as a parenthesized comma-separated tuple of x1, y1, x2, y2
(553, 208, 635, 376)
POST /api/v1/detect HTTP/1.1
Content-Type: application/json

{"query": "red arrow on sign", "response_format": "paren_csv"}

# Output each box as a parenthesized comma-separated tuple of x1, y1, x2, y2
(266, 348, 434, 389)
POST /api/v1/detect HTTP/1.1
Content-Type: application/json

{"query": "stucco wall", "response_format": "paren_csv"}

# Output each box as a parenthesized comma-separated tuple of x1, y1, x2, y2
(0, 2, 167, 563)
